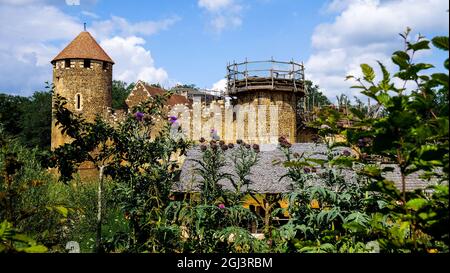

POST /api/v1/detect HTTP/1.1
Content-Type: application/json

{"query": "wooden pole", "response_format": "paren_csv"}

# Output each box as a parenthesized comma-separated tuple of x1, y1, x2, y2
(245, 57, 248, 89)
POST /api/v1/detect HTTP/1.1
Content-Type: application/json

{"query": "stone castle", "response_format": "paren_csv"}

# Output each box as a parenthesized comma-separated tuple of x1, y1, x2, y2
(51, 31, 114, 150)
(50, 31, 431, 200)
(51, 31, 305, 150)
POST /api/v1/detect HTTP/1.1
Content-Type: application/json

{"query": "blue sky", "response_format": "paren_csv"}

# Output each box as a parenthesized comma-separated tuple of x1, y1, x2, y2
(0, 0, 448, 100)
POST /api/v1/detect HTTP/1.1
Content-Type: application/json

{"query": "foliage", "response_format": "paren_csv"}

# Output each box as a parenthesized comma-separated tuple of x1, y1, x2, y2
(48, 89, 190, 252)
(112, 80, 134, 110)
(0, 88, 52, 150)
(301, 80, 331, 111)
(19, 91, 52, 149)
(0, 28, 447, 254)
(0, 128, 64, 252)
(0, 90, 51, 150)
(0, 93, 29, 137)
(0, 220, 48, 253)
(173, 140, 267, 253)
(271, 30, 448, 253)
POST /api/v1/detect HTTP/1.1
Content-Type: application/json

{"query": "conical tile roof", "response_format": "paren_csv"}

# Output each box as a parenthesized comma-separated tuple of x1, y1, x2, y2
(52, 31, 114, 64)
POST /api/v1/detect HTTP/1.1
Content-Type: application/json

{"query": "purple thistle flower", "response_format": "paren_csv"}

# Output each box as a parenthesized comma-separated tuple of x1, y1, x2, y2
(135, 112, 144, 121)
(218, 204, 225, 209)
(168, 116, 178, 123)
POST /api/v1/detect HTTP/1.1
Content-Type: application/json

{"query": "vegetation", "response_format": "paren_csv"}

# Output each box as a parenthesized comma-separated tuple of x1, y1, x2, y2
(112, 80, 135, 110)
(0, 30, 447, 253)
(301, 80, 331, 112)
(0, 91, 52, 150)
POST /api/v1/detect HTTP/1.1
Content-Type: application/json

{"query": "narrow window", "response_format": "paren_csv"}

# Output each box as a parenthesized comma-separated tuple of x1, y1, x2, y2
(102, 61, 108, 70)
(84, 59, 91, 68)
(76, 94, 82, 110)
(65, 59, 71, 68)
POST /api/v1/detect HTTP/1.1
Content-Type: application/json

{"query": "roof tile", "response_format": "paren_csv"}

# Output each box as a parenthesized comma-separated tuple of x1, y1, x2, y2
(52, 31, 114, 64)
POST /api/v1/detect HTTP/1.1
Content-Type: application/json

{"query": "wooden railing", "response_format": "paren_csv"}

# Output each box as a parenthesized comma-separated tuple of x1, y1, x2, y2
(226, 59, 305, 95)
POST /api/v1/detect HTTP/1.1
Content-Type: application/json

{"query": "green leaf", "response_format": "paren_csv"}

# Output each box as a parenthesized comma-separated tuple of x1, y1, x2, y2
(306, 158, 327, 166)
(406, 198, 428, 211)
(343, 212, 370, 233)
(351, 85, 367, 89)
(408, 40, 430, 51)
(376, 92, 391, 106)
(283, 161, 312, 168)
(432, 36, 449, 51)
(21, 245, 48, 253)
(54, 206, 69, 218)
(413, 63, 434, 72)
(361, 64, 375, 82)
(329, 156, 356, 168)
(12, 234, 35, 244)
(392, 55, 409, 70)
(431, 73, 449, 86)
(377, 61, 390, 83)
(393, 51, 410, 61)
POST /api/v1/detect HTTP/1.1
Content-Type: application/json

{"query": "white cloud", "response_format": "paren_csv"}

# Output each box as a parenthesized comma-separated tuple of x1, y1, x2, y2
(0, 0, 43, 5)
(0, 3, 81, 95)
(91, 15, 181, 40)
(81, 10, 99, 19)
(0, 1, 177, 95)
(212, 78, 227, 92)
(65, 0, 79, 5)
(198, 0, 233, 11)
(322, 0, 363, 14)
(100, 36, 168, 85)
(306, 0, 449, 101)
(198, 0, 243, 33)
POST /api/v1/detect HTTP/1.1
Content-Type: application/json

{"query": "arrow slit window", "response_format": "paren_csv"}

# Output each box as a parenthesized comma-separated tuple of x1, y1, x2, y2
(75, 93, 82, 110)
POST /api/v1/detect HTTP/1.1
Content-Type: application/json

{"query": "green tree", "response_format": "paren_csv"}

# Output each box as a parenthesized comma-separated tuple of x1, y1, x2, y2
(48, 89, 190, 252)
(0, 94, 28, 137)
(112, 80, 134, 110)
(344, 29, 449, 251)
(19, 91, 52, 150)
(302, 80, 331, 111)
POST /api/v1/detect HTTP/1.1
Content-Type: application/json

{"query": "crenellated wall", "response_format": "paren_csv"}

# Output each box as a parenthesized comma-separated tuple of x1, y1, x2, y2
(169, 91, 297, 145)
(51, 59, 112, 150)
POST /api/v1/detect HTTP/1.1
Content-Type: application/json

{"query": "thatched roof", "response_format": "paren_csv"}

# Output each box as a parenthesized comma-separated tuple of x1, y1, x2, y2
(176, 143, 438, 194)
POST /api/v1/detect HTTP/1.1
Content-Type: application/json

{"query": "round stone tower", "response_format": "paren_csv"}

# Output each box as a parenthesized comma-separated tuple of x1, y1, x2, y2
(226, 59, 305, 144)
(51, 31, 114, 150)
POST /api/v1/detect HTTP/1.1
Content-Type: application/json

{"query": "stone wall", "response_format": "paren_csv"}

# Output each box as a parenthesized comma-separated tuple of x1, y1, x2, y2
(169, 90, 298, 145)
(125, 82, 149, 109)
(51, 59, 112, 150)
(235, 91, 297, 144)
